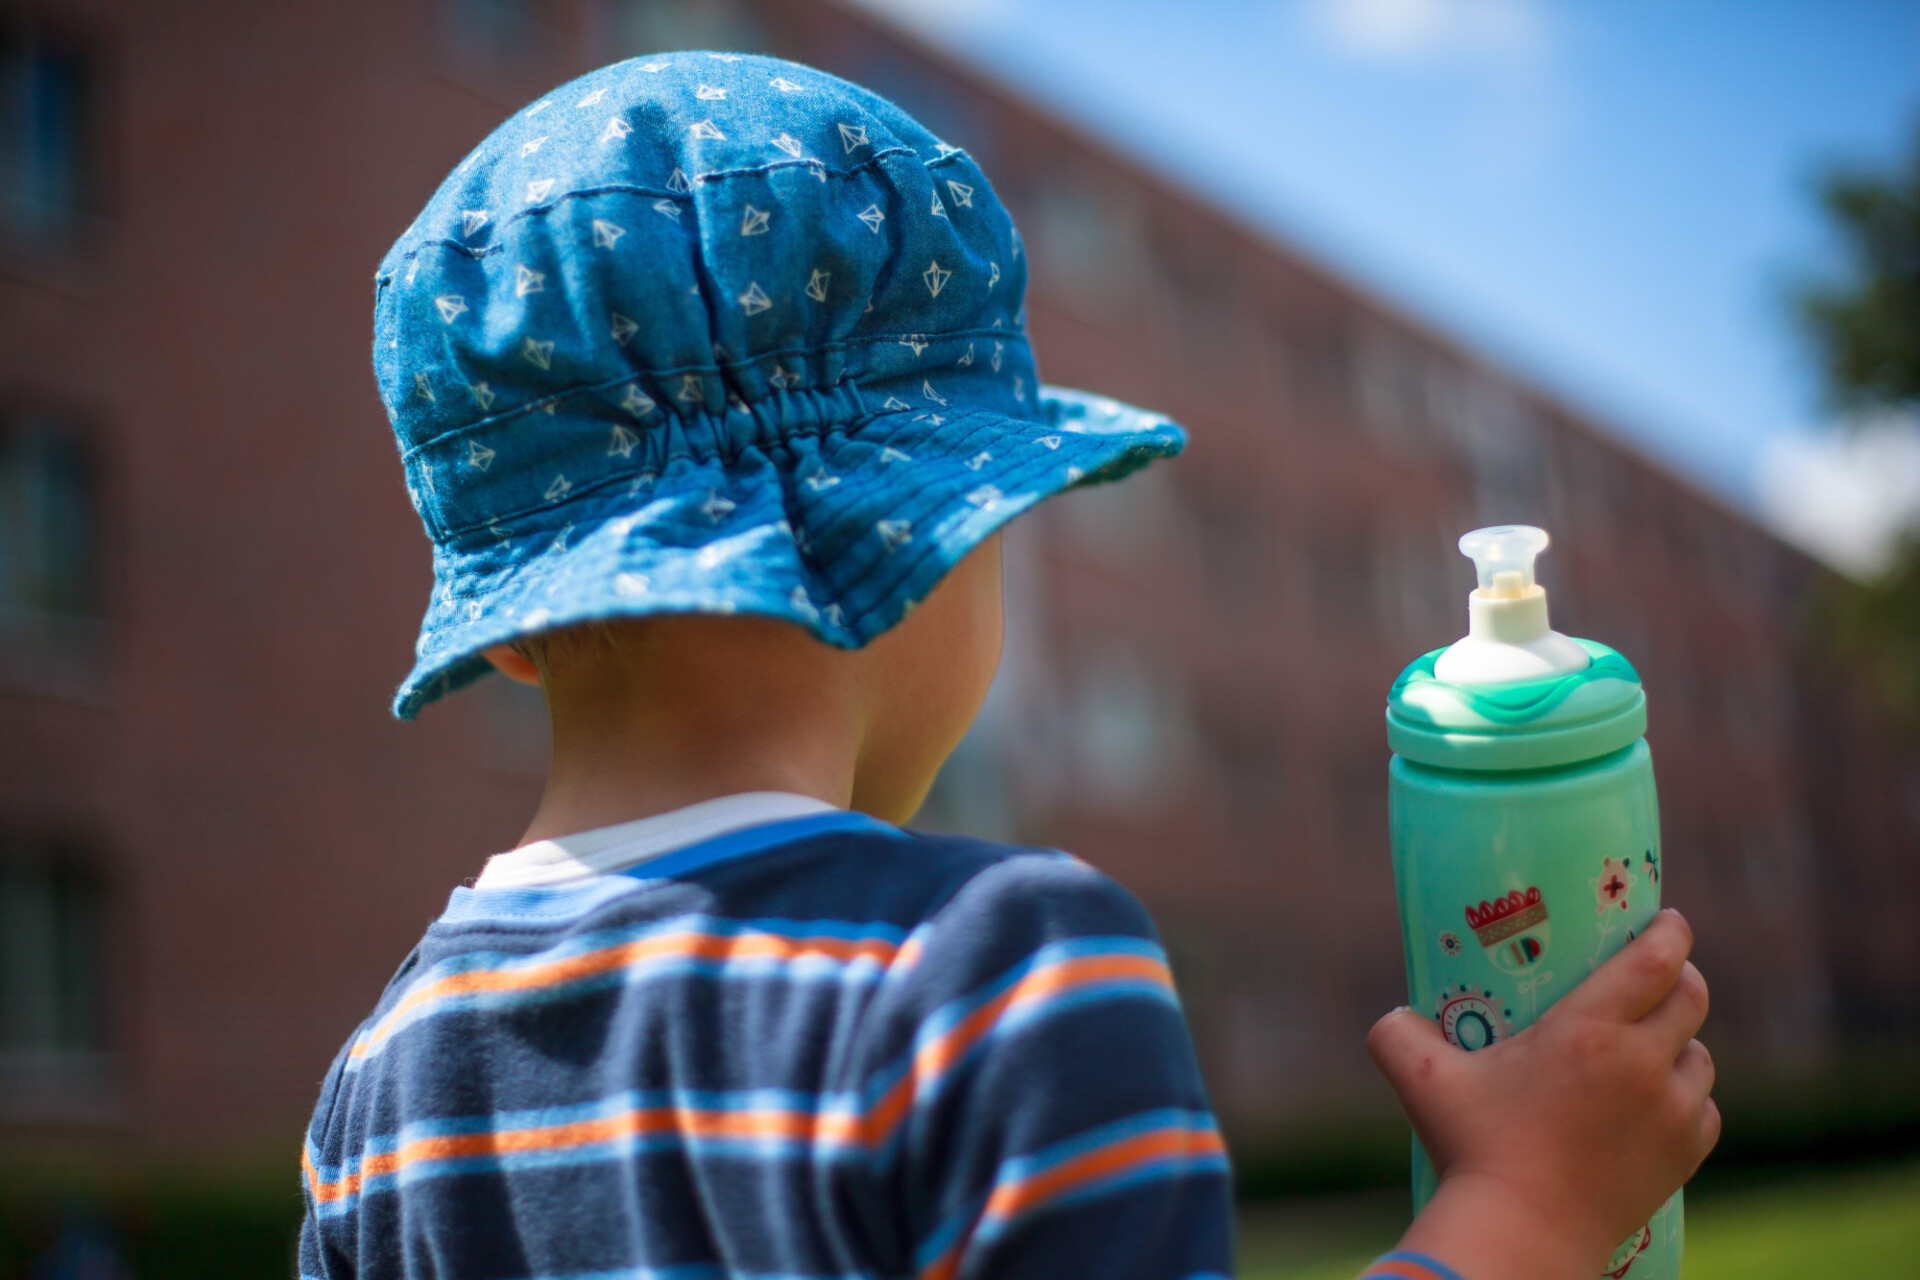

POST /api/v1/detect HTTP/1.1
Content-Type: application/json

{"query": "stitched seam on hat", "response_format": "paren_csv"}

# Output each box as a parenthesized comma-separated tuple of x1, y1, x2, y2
(395, 330, 1034, 459)
(430, 415, 1145, 610)
(385, 150, 923, 269)
(392, 185, 690, 265)
(433, 419, 848, 545)
(688, 147, 915, 185)
(403, 396, 856, 466)
(431, 402, 1015, 585)
(400, 367, 852, 460)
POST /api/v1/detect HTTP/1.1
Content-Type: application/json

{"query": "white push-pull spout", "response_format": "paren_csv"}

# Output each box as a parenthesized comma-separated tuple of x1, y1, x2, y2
(1433, 525, 1591, 685)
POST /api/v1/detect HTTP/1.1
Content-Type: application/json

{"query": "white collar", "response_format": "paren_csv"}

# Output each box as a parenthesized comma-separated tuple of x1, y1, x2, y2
(473, 792, 839, 889)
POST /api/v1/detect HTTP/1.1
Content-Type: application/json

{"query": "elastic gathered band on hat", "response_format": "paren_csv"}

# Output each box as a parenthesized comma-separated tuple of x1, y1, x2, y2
(374, 52, 1186, 719)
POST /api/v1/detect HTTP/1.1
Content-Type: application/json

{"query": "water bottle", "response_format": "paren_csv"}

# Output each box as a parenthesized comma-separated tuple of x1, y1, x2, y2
(1385, 526, 1681, 1280)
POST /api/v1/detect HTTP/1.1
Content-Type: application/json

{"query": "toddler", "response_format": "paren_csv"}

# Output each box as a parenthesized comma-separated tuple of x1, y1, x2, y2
(299, 53, 1717, 1280)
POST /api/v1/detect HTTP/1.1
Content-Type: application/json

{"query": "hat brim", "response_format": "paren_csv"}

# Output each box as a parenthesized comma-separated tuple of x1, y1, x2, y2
(392, 384, 1185, 719)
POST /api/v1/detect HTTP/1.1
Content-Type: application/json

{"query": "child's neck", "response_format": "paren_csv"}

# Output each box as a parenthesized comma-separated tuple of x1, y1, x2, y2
(514, 622, 865, 847)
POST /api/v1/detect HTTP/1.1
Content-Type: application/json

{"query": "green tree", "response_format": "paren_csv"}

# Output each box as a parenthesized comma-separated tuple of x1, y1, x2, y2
(1798, 126, 1920, 411)
(1795, 120, 1920, 725)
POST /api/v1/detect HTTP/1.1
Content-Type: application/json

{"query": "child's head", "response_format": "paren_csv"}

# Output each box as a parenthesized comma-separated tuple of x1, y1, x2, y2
(484, 531, 1003, 822)
(372, 53, 1185, 798)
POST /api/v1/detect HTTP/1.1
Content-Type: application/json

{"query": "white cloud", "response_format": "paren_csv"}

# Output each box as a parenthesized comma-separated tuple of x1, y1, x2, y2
(1756, 413, 1920, 580)
(1291, 0, 1568, 183)
(1304, 0, 1547, 67)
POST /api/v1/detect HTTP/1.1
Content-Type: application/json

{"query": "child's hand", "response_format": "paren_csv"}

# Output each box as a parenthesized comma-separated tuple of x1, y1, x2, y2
(1368, 908, 1719, 1280)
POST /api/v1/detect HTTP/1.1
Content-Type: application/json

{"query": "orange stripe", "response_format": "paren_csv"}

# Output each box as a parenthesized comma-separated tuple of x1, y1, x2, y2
(864, 954, 1172, 1146)
(313, 948, 1174, 1209)
(1363, 1263, 1450, 1280)
(350, 929, 901, 1059)
(983, 1126, 1225, 1220)
(304, 1103, 879, 1205)
(916, 1123, 1222, 1280)
(310, 955, 1173, 1207)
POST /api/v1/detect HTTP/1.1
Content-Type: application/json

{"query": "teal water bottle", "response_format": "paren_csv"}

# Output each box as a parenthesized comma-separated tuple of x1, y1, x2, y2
(1385, 526, 1680, 1280)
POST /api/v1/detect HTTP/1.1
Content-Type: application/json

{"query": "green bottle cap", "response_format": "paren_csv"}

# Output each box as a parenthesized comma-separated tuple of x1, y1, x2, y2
(1386, 638, 1646, 771)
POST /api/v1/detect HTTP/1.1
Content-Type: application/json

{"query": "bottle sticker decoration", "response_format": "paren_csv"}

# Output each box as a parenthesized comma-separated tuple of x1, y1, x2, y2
(1434, 983, 1514, 1051)
(1595, 856, 1635, 913)
(1589, 854, 1638, 969)
(1605, 1224, 1652, 1278)
(1465, 887, 1551, 972)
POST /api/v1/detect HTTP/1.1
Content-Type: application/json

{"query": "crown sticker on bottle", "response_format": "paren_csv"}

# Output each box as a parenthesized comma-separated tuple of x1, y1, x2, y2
(1465, 887, 1551, 973)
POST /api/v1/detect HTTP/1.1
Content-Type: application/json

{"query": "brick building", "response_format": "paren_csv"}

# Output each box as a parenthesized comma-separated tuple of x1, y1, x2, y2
(2, 0, 1915, 1163)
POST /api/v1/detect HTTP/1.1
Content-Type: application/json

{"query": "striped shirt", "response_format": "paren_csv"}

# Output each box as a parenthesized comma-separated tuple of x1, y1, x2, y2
(299, 797, 1234, 1280)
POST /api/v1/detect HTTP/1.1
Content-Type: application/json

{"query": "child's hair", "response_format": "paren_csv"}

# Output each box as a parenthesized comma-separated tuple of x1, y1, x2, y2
(507, 622, 633, 680)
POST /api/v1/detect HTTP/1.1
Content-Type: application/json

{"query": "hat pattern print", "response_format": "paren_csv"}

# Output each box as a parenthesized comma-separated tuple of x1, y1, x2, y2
(375, 53, 1185, 719)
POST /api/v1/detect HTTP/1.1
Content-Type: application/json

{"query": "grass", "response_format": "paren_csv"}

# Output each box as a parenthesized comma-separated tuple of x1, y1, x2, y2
(3, 1151, 1915, 1278)
(1237, 1158, 1920, 1279)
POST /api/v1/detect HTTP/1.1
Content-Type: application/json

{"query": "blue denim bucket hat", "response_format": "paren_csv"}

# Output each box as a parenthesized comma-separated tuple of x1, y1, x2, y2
(375, 52, 1186, 719)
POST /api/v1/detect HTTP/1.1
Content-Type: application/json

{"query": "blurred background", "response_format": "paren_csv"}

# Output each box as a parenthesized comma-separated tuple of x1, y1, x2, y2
(2, 1, 1917, 1275)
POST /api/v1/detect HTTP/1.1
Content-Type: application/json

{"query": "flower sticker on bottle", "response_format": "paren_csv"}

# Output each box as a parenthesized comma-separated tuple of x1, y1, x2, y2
(1594, 855, 1635, 915)
(1588, 854, 1641, 970)
(1438, 930, 1464, 959)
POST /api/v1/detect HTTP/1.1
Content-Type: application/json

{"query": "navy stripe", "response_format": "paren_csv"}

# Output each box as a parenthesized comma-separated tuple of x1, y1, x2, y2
(620, 811, 898, 882)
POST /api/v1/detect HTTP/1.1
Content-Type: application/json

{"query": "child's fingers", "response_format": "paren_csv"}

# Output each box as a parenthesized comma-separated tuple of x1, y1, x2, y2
(1559, 909, 1692, 1024)
(1639, 960, 1710, 1050)
(1672, 1040, 1719, 1168)
(1698, 1095, 1724, 1160)
(1367, 1005, 1455, 1104)
(1673, 1037, 1715, 1098)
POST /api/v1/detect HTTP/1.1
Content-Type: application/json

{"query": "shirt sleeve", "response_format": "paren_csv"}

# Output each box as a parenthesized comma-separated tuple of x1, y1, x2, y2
(855, 850, 1235, 1280)
(298, 1194, 334, 1280)
(1359, 1251, 1467, 1280)
(297, 1051, 354, 1280)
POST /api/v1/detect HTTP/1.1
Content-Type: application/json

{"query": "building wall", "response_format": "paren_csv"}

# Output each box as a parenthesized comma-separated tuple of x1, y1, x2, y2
(0, 0, 1913, 1153)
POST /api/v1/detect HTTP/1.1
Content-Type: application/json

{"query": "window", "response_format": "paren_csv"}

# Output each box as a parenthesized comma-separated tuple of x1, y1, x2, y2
(1054, 463, 1180, 571)
(0, 854, 105, 1054)
(0, 415, 99, 621)
(1352, 328, 1431, 456)
(1371, 524, 1465, 650)
(916, 527, 1052, 841)
(599, 0, 767, 59)
(1024, 168, 1152, 318)
(0, 842, 113, 1120)
(0, 26, 94, 243)
(434, 0, 564, 96)
(914, 728, 1016, 841)
(1068, 645, 1195, 814)
(0, 412, 105, 695)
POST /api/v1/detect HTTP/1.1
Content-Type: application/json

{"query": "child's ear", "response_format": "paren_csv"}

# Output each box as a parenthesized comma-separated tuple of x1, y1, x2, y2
(482, 644, 542, 686)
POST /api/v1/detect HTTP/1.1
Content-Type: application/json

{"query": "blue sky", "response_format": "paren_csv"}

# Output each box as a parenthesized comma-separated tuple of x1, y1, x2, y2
(848, 0, 1920, 567)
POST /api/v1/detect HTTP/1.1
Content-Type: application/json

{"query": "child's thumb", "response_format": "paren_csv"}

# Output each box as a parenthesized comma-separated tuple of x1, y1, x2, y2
(1366, 1006, 1453, 1098)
